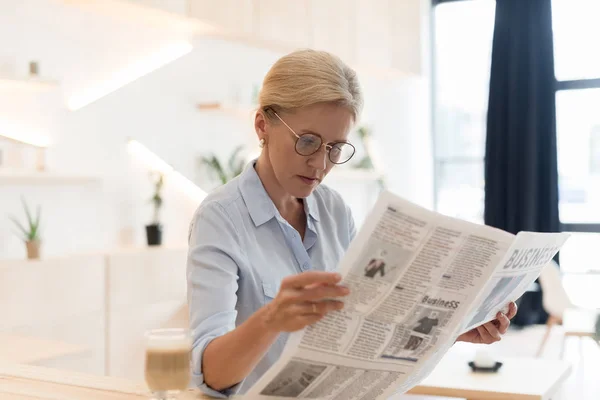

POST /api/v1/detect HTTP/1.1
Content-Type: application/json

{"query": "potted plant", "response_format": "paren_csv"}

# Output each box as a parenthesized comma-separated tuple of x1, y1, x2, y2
(146, 172, 164, 246)
(199, 145, 246, 186)
(9, 197, 41, 259)
(353, 125, 386, 190)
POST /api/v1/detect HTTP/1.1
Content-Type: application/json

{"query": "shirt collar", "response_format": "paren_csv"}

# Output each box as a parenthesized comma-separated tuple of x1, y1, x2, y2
(303, 191, 320, 222)
(238, 160, 321, 226)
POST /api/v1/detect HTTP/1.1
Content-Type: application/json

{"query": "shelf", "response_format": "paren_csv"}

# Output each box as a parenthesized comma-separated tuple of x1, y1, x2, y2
(196, 102, 257, 119)
(0, 77, 59, 92)
(326, 168, 385, 182)
(0, 170, 101, 185)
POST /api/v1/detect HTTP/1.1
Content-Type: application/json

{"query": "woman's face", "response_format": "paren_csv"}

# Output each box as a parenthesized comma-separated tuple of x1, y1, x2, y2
(257, 102, 355, 198)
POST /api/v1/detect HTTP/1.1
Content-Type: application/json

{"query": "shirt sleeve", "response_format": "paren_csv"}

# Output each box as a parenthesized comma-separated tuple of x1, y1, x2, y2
(186, 201, 245, 398)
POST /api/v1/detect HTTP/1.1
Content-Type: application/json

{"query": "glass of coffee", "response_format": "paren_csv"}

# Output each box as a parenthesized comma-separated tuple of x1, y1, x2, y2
(144, 328, 191, 399)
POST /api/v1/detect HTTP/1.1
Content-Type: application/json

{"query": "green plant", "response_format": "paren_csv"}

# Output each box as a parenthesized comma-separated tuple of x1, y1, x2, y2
(9, 197, 41, 242)
(353, 125, 387, 190)
(354, 125, 375, 170)
(200, 145, 246, 185)
(357, 125, 370, 141)
(149, 172, 164, 224)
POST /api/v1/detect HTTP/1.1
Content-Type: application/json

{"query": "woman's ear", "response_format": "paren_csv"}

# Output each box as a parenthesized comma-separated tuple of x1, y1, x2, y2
(254, 110, 268, 140)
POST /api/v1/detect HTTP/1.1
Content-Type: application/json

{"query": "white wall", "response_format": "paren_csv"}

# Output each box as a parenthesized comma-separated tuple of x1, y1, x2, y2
(0, 0, 433, 260)
(0, 253, 107, 374)
(0, 247, 189, 378)
(360, 75, 433, 209)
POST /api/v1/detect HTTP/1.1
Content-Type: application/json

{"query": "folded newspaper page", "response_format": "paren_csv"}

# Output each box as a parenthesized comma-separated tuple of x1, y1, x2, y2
(246, 190, 570, 400)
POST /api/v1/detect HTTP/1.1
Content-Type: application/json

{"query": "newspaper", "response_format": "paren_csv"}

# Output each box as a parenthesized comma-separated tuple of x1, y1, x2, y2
(246, 190, 570, 400)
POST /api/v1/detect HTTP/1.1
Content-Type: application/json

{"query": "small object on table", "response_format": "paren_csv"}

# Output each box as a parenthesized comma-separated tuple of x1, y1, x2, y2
(469, 349, 503, 373)
(468, 361, 503, 373)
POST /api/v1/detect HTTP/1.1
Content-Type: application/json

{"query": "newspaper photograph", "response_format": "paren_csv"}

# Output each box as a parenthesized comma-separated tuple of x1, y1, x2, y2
(246, 190, 570, 400)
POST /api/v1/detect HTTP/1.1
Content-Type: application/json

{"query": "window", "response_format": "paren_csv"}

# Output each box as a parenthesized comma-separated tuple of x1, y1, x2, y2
(553, 0, 600, 227)
(556, 89, 600, 223)
(432, 0, 600, 306)
(552, 0, 600, 304)
(432, 0, 495, 223)
(552, 0, 600, 81)
(432, 0, 600, 230)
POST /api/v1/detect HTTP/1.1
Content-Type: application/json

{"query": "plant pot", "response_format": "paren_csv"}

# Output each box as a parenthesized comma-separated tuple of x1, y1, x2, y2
(145, 224, 163, 246)
(595, 314, 600, 340)
(26, 240, 40, 259)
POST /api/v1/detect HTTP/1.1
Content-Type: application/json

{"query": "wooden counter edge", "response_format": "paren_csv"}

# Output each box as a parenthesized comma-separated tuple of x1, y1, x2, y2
(0, 364, 221, 399)
(0, 363, 148, 395)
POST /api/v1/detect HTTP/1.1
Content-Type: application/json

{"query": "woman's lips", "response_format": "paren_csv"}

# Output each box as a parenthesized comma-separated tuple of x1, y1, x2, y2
(298, 175, 319, 185)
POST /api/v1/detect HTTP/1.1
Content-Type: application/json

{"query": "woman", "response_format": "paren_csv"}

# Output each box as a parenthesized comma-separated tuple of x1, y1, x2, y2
(186, 49, 517, 397)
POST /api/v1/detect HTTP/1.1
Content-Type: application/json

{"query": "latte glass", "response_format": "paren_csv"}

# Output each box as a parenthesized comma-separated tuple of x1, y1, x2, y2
(144, 328, 191, 399)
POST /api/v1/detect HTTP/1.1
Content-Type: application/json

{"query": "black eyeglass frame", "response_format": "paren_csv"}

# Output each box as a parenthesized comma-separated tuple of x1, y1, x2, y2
(263, 106, 356, 165)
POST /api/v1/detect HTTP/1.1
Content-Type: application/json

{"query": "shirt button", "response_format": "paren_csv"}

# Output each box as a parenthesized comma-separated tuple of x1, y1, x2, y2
(301, 262, 310, 271)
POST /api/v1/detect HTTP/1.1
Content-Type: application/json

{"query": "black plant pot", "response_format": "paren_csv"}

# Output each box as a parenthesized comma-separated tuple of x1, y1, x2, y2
(145, 224, 163, 246)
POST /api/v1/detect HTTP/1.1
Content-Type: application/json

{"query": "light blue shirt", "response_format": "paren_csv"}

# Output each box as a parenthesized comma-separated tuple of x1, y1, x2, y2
(186, 161, 356, 397)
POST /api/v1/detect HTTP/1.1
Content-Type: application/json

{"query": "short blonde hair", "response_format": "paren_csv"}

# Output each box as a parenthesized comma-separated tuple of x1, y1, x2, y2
(259, 49, 363, 120)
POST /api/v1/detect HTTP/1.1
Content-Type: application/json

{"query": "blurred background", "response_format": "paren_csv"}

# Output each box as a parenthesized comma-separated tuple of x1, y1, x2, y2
(0, 0, 431, 260)
(0, 0, 598, 399)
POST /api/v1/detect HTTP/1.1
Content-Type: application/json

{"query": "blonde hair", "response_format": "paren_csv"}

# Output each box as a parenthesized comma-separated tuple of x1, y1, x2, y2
(259, 49, 363, 120)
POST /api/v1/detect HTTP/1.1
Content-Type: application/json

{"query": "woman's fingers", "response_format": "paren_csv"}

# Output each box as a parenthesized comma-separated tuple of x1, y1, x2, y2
(506, 302, 518, 319)
(495, 312, 511, 334)
(270, 272, 350, 332)
(308, 300, 345, 315)
(295, 284, 350, 303)
(281, 271, 342, 290)
(476, 325, 495, 343)
(285, 300, 345, 317)
(482, 321, 502, 342)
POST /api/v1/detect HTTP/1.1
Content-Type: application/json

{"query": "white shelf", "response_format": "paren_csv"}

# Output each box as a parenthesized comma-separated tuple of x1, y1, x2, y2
(0, 170, 101, 185)
(326, 168, 384, 181)
(0, 77, 59, 92)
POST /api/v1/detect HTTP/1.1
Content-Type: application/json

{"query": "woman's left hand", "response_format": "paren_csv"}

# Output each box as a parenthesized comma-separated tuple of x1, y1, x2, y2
(456, 302, 518, 345)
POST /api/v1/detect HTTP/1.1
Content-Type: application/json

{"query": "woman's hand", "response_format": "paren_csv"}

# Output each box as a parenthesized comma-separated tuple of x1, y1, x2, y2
(456, 302, 518, 344)
(262, 271, 349, 333)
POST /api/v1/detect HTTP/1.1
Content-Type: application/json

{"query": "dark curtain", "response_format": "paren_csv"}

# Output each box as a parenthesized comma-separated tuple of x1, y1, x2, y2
(484, 0, 560, 327)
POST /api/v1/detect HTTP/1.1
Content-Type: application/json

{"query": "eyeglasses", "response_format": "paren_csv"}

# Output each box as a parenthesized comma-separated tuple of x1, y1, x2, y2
(268, 109, 356, 165)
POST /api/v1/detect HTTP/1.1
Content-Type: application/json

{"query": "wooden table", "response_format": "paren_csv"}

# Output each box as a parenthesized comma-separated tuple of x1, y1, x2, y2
(0, 334, 88, 364)
(0, 363, 209, 400)
(0, 353, 572, 400)
(407, 353, 572, 400)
